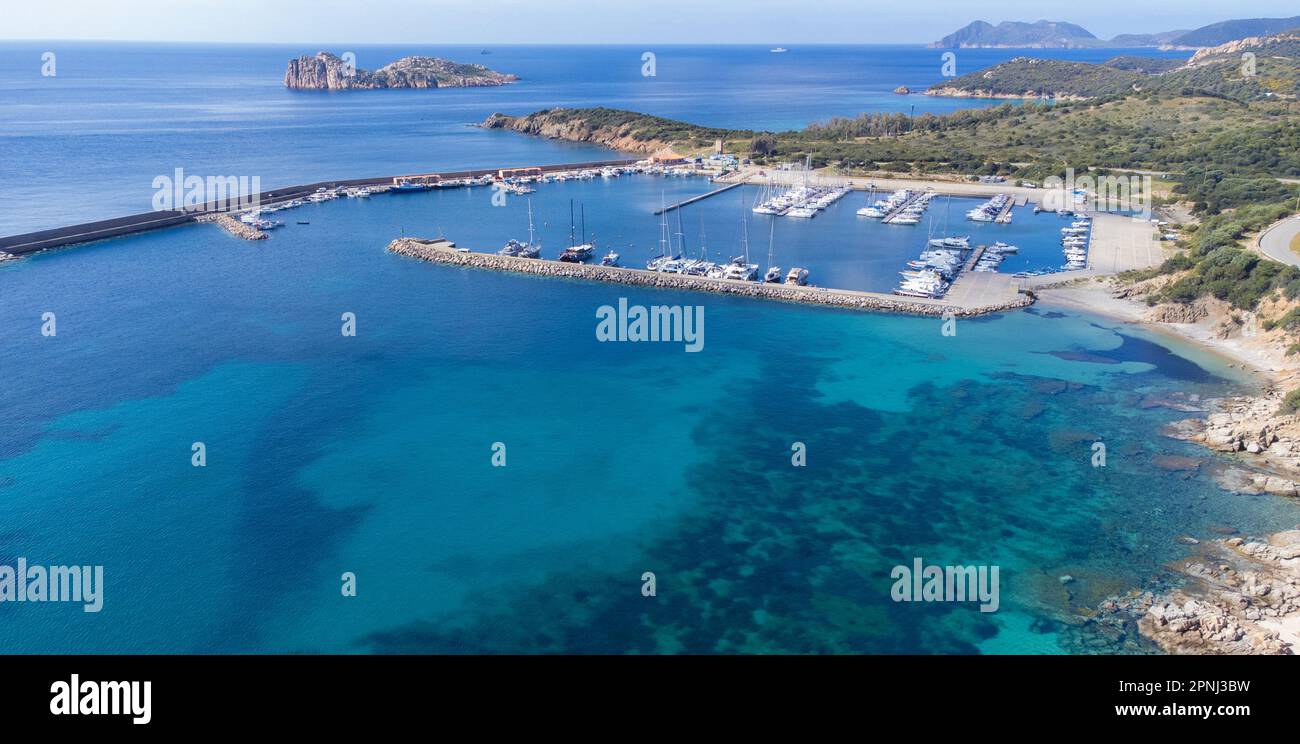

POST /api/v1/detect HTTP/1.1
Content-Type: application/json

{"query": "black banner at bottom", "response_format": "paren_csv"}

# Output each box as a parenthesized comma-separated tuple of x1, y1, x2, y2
(0, 654, 1286, 730)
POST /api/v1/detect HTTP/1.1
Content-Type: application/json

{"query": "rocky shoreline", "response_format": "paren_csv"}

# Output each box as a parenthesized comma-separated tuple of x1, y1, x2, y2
(480, 112, 673, 156)
(387, 238, 1034, 317)
(1046, 278, 1300, 653)
(1089, 530, 1300, 654)
(924, 87, 1089, 101)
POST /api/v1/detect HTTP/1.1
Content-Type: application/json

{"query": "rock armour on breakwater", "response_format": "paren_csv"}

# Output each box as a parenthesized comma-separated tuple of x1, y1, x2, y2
(198, 213, 266, 240)
(388, 238, 1033, 317)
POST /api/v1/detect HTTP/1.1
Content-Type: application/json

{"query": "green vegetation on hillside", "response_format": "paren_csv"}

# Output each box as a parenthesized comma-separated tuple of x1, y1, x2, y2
(929, 58, 1143, 98)
(926, 38, 1300, 102)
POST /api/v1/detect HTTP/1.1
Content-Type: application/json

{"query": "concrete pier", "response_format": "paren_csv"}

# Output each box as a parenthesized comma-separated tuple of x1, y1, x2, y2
(881, 191, 929, 224)
(653, 182, 745, 215)
(0, 158, 639, 256)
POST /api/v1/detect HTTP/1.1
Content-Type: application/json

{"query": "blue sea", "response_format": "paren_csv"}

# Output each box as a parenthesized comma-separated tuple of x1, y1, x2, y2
(5, 42, 1296, 654)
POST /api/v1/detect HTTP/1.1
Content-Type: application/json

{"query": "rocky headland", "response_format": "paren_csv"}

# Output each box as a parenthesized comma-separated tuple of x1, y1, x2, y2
(483, 111, 673, 156)
(284, 52, 517, 90)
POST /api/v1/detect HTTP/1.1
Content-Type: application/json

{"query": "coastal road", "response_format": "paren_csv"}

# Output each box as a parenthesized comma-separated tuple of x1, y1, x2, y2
(1257, 214, 1300, 268)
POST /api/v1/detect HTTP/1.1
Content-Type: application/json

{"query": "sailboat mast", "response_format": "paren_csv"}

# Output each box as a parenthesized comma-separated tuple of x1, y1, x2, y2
(699, 215, 707, 260)
(659, 192, 669, 256)
(581, 204, 587, 245)
(767, 218, 775, 269)
(527, 198, 535, 245)
(568, 199, 575, 248)
(741, 212, 749, 264)
(676, 207, 686, 256)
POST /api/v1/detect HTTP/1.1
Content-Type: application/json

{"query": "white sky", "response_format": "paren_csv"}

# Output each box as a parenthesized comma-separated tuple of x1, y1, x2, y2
(4, 0, 1298, 44)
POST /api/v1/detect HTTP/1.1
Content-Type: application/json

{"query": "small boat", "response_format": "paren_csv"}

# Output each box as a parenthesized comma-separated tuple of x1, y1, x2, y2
(601, 251, 620, 267)
(784, 267, 809, 286)
(928, 236, 970, 249)
(764, 266, 783, 283)
(559, 244, 594, 263)
(296, 221, 310, 225)
(771, 47, 788, 53)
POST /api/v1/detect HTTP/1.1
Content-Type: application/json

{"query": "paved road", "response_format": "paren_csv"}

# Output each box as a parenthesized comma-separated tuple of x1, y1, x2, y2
(1258, 215, 1300, 268)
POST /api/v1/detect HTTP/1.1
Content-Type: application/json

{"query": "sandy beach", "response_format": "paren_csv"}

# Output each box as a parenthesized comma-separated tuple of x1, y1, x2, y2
(1037, 278, 1297, 385)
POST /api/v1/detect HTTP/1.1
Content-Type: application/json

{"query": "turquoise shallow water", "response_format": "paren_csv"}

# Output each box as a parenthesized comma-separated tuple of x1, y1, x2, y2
(2, 179, 1299, 652)
(2, 41, 1293, 654)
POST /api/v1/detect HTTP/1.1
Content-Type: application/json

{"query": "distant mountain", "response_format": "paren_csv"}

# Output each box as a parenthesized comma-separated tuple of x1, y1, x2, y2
(931, 20, 1099, 48)
(933, 15, 1300, 49)
(1107, 31, 1189, 47)
(1169, 16, 1300, 47)
(926, 31, 1300, 100)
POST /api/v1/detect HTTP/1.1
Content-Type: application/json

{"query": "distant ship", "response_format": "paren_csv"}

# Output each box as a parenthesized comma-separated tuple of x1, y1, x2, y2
(770, 47, 788, 53)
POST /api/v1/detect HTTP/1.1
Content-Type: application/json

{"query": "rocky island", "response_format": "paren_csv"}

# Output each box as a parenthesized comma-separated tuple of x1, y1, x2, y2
(284, 52, 517, 90)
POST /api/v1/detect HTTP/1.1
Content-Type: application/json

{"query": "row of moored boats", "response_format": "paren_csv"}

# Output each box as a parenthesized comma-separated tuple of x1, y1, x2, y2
(967, 194, 1012, 223)
(752, 183, 853, 218)
(856, 189, 937, 224)
(1060, 216, 1092, 271)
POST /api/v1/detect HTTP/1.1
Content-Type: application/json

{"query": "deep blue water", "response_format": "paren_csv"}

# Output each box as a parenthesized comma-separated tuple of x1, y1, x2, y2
(5, 43, 1293, 655)
(0, 42, 1191, 234)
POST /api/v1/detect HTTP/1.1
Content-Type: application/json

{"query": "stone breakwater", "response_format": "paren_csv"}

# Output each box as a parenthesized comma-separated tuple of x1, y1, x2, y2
(387, 238, 1034, 317)
(198, 213, 266, 241)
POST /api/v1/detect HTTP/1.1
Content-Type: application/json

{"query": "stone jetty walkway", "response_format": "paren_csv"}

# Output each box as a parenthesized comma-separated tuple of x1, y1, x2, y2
(388, 237, 1033, 317)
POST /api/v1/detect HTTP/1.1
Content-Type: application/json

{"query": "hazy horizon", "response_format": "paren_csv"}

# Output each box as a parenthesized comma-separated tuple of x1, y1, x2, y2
(5, 1, 1299, 45)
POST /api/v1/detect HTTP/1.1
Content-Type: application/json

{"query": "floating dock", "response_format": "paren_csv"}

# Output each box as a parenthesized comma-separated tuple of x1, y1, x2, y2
(995, 198, 1015, 224)
(653, 182, 745, 215)
(881, 191, 928, 224)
